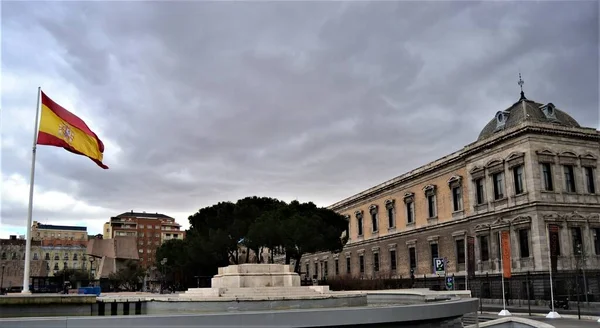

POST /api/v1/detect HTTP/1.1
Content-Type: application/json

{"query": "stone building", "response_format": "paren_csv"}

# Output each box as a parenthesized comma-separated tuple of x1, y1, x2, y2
(30, 222, 89, 277)
(0, 235, 48, 290)
(303, 90, 599, 298)
(32, 221, 88, 241)
(41, 239, 89, 276)
(86, 236, 139, 279)
(102, 211, 185, 268)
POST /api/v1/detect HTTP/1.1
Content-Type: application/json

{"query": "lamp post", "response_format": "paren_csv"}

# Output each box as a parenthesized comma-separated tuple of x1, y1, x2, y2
(160, 258, 167, 294)
(149, 266, 156, 293)
(1, 263, 6, 295)
(89, 257, 95, 286)
(63, 261, 68, 294)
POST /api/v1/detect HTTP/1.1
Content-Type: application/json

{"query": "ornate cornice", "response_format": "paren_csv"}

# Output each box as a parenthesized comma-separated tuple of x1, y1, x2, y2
(542, 210, 596, 222)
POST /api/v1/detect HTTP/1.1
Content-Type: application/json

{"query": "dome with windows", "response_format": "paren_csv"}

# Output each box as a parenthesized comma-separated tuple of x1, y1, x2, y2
(477, 95, 581, 141)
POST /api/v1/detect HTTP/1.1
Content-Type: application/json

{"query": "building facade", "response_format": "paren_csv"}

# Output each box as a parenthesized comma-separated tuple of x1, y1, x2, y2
(103, 211, 185, 268)
(0, 235, 48, 290)
(30, 222, 89, 277)
(303, 93, 599, 295)
(32, 221, 88, 241)
(41, 240, 89, 276)
(86, 236, 139, 280)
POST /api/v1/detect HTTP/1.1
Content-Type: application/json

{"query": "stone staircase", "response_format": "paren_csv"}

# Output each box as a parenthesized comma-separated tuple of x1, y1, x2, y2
(221, 287, 328, 298)
(182, 286, 331, 298)
(461, 312, 497, 327)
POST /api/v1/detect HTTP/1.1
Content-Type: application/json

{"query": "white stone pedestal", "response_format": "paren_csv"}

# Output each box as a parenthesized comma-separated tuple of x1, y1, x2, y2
(211, 264, 300, 288)
(183, 264, 330, 299)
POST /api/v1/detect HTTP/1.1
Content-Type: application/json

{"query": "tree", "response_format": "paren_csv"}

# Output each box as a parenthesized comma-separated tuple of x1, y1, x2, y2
(234, 197, 287, 263)
(187, 197, 285, 268)
(108, 260, 146, 291)
(245, 211, 283, 263)
(53, 268, 90, 286)
(167, 196, 348, 285)
(278, 201, 348, 272)
(155, 239, 189, 287)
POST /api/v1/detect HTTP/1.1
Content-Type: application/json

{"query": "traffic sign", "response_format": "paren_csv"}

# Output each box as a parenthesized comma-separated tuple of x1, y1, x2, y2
(446, 276, 454, 290)
(433, 257, 445, 275)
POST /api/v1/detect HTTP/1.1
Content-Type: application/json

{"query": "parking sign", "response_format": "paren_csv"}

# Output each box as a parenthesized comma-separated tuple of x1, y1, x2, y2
(445, 276, 454, 290)
(433, 257, 445, 275)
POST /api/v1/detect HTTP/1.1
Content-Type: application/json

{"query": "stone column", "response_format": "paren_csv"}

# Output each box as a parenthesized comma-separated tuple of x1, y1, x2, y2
(509, 225, 518, 271)
(583, 222, 593, 266)
(532, 213, 544, 271)
(559, 225, 570, 270)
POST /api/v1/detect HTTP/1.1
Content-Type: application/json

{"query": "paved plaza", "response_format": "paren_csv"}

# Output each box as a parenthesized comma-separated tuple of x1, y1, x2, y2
(530, 317, 599, 328)
(478, 311, 600, 328)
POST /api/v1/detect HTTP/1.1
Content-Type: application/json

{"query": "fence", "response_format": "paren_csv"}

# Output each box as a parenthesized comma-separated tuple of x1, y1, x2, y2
(324, 270, 600, 304)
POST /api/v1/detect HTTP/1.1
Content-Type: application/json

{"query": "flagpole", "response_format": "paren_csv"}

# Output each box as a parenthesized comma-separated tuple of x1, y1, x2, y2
(464, 235, 468, 291)
(546, 223, 561, 319)
(22, 87, 41, 294)
(498, 231, 511, 316)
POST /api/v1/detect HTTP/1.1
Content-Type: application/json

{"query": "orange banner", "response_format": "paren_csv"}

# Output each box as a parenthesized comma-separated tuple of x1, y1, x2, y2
(501, 230, 512, 278)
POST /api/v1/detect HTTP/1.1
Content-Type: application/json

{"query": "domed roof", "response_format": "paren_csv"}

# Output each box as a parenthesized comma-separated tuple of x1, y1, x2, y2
(477, 97, 581, 141)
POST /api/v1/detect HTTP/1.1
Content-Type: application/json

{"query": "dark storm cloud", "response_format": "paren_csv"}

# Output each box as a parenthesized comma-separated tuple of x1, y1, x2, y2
(1, 1, 598, 231)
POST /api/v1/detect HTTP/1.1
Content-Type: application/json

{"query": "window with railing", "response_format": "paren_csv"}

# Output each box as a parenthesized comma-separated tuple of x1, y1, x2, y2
(492, 172, 505, 199)
(475, 178, 485, 204)
(564, 165, 576, 193)
(519, 229, 530, 258)
(584, 166, 596, 194)
(346, 257, 351, 274)
(359, 255, 365, 274)
(479, 235, 489, 261)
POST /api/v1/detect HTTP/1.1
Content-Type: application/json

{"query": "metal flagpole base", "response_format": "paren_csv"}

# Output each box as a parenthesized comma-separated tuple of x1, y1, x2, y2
(545, 311, 561, 319)
(498, 309, 511, 316)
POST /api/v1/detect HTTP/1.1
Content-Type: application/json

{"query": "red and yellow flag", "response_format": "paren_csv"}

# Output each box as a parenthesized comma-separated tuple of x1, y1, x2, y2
(37, 91, 108, 169)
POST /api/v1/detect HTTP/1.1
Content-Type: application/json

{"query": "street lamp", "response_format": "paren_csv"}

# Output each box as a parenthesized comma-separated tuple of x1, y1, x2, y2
(89, 257, 95, 286)
(1, 263, 5, 295)
(63, 261, 68, 294)
(160, 258, 167, 294)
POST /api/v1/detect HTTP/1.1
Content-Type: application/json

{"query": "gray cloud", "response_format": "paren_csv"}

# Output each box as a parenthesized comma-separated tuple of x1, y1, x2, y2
(1, 1, 598, 232)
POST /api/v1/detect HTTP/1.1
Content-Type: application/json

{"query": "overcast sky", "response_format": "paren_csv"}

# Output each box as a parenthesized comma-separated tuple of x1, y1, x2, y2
(1, 1, 598, 238)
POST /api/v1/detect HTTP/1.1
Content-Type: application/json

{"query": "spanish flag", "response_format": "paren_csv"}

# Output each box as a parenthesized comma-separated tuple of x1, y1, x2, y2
(37, 91, 108, 169)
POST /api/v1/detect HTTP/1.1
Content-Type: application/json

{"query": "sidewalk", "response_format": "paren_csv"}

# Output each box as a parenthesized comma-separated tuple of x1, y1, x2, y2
(473, 312, 600, 328)
(480, 302, 600, 317)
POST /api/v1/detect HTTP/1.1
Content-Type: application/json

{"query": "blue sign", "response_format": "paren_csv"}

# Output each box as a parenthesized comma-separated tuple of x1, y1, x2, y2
(434, 258, 445, 275)
(445, 276, 454, 290)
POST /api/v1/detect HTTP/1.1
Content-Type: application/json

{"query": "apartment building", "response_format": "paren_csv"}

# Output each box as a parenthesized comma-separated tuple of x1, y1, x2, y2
(103, 211, 185, 267)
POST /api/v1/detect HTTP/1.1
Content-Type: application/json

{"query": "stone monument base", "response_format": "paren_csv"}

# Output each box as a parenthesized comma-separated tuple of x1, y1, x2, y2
(182, 264, 332, 298)
(212, 264, 300, 288)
